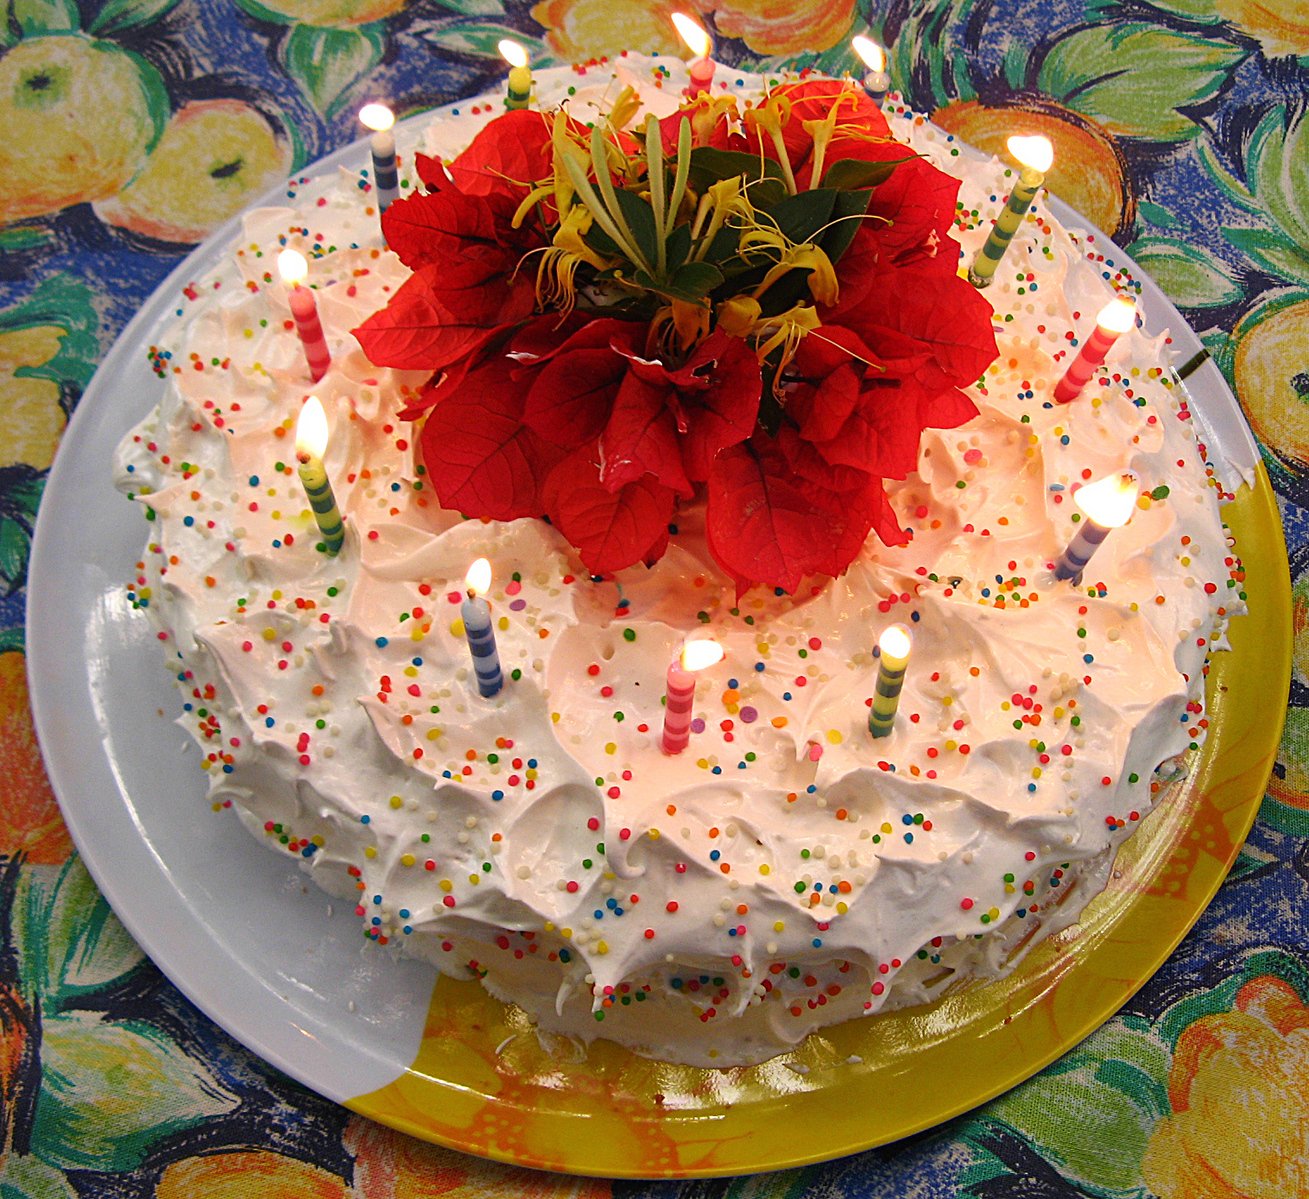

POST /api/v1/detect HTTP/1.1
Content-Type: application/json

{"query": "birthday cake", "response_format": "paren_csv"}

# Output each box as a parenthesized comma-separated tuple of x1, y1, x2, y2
(113, 55, 1242, 1068)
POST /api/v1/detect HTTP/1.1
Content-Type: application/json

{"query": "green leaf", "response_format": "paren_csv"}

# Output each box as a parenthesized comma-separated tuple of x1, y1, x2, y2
(1037, 24, 1246, 140)
(978, 1069, 1156, 1192)
(1137, 199, 1178, 228)
(12, 0, 79, 33)
(769, 188, 837, 247)
(687, 147, 787, 193)
(0, 519, 30, 596)
(1196, 134, 1260, 213)
(1089, 0, 1222, 19)
(0, 226, 55, 253)
(33, 1010, 239, 1172)
(823, 188, 873, 264)
(432, 0, 505, 13)
(87, 0, 180, 34)
(612, 188, 659, 273)
(14, 858, 144, 1008)
(280, 23, 385, 118)
(0, 1152, 79, 1199)
(820, 156, 905, 191)
(1248, 106, 1309, 249)
(1123, 234, 1243, 308)
(638, 259, 726, 304)
(1224, 226, 1309, 283)
(0, 626, 23, 654)
(1, 276, 101, 393)
(415, 20, 534, 60)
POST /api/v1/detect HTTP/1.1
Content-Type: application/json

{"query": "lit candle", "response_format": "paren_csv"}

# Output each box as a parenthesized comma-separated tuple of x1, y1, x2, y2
(672, 12, 715, 98)
(1054, 296, 1137, 403)
(462, 558, 504, 698)
(498, 39, 532, 110)
(358, 102, 399, 214)
(295, 396, 344, 555)
(868, 624, 911, 739)
(662, 639, 723, 754)
(968, 134, 1054, 289)
(1053, 471, 1139, 584)
(277, 248, 331, 383)
(851, 35, 891, 107)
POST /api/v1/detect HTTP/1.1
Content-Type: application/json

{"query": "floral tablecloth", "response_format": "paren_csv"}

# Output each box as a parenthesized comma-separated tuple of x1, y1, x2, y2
(2, 0, 1307, 1194)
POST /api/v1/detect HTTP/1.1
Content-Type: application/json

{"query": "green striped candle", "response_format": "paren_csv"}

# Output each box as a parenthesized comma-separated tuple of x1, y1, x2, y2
(295, 396, 345, 556)
(868, 624, 912, 739)
(968, 135, 1053, 288)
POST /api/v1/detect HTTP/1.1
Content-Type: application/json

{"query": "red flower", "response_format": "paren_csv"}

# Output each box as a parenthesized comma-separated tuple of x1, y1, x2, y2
(354, 86, 999, 593)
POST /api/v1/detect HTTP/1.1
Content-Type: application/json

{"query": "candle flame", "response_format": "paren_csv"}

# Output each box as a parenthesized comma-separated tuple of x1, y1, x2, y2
(1006, 134, 1054, 174)
(671, 11, 712, 58)
(1096, 296, 1137, 335)
(498, 38, 528, 69)
(277, 248, 308, 287)
(295, 396, 329, 459)
(878, 623, 912, 660)
(358, 102, 395, 133)
(1074, 471, 1139, 529)
(851, 35, 886, 73)
(680, 639, 724, 672)
(466, 557, 492, 597)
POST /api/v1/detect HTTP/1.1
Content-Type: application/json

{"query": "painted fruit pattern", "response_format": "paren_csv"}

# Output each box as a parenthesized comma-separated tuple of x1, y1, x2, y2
(1, 0, 1307, 1193)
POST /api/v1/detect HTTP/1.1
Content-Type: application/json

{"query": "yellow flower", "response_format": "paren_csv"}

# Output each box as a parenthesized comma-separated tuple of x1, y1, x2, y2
(0, 325, 66, 471)
(532, 0, 685, 61)
(1143, 975, 1309, 1199)
(709, 0, 856, 55)
(241, 0, 408, 26)
(1215, 0, 1309, 57)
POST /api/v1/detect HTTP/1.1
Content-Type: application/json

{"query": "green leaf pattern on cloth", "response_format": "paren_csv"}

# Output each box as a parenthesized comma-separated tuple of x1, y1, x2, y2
(1, 0, 1308, 1192)
(33, 1009, 239, 1173)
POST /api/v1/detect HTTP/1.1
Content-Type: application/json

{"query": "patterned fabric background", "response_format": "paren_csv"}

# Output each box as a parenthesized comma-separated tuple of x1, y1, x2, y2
(2, 0, 1307, 1194)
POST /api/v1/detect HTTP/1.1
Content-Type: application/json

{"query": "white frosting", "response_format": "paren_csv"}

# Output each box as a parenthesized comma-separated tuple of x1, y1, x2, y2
(113, 55, 1242, 1067)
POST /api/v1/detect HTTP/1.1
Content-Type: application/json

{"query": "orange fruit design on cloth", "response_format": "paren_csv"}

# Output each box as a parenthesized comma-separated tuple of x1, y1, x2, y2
(710, 0, 856, 54)
(0, 33, 163, 222)
(0, 651, 72, 865)
(1143, 976, 1309, 1199)
(95, 99, 294, 244)
(156, 1150, 349, 1198)
(1232, 298, 1309, 473)
(0, 325, 67, 471)
(532, 0, 685, 60)
(1216, 0, 1309, 57)
(344, 1114, 612, 1197)
(932, 99, 1135, 238)
(242, 0, 408, 25)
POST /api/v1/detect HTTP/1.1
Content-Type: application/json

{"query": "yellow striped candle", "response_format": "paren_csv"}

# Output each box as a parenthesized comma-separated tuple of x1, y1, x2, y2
(968, 135, 1053, 288)
(868, 624, 911, 739)
(498, 39, 532, 110)
(295, 396, 344, 555)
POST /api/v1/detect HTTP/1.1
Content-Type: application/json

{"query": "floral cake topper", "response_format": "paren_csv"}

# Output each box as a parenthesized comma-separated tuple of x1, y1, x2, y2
(354, 80, 998, 593)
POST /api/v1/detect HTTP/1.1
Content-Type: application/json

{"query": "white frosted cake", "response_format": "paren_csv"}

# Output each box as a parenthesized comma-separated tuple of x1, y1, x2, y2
(114, 55, 1242, 1067)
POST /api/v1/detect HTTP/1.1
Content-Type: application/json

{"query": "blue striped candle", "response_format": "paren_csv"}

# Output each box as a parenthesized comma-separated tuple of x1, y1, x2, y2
(294, 397, 344, 555)
(1053, 472, 1138, 584)
(359, 103, 399, 214)
(462, 558, 504, 698)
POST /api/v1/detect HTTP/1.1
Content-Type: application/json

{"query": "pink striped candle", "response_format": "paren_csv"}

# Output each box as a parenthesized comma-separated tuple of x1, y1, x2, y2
(1055, 296, 1136, 403)
(672, 12, 715, 97)
(277, 249, 331, 383)
(662, 639, 723, 754)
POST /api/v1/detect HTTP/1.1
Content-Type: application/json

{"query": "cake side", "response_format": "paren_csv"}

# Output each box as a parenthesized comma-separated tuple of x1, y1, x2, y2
(112, 56, 1242, 1067)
